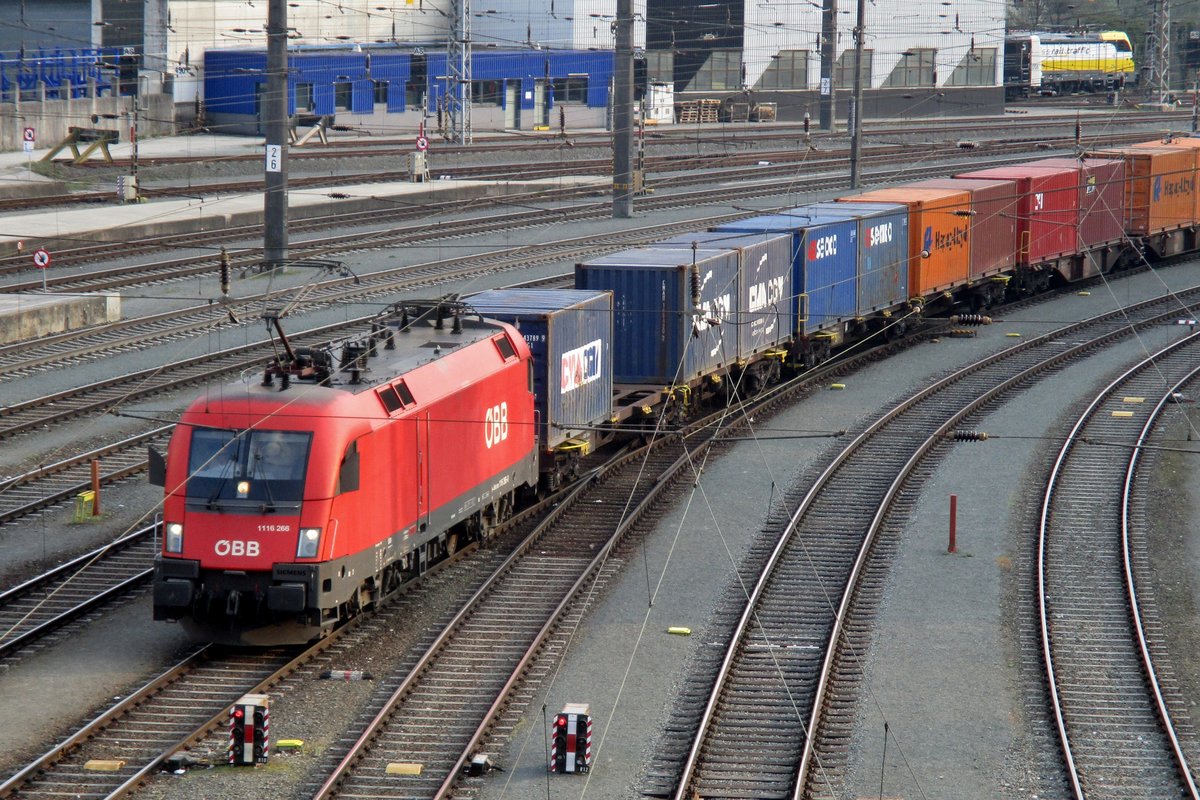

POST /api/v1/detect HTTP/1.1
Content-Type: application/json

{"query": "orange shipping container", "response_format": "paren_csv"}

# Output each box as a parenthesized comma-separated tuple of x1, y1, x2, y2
(1132, 138, 1200, 226)
(838, 187, 971, 299)
(1089, 145, 1198, 235)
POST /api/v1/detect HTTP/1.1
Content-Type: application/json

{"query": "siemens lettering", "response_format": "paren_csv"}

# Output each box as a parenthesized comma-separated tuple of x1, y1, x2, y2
(561, 339, 603, 393)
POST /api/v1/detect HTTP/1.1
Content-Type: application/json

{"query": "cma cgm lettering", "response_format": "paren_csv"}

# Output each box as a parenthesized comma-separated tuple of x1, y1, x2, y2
(1153, 174, 1196, 201)
(693, 293, 731, 332)
(561, 339, 603, 393)
(749, 276, 786, 312)
(922, 224, 969, 253)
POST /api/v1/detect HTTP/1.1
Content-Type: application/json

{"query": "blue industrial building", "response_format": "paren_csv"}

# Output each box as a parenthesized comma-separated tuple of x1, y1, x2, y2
(204, 46, 614, 134)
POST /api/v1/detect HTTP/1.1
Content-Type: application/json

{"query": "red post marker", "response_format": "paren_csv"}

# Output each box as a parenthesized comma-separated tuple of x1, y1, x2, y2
(948, 494, 957, 553)
(90, 459, 101, 516)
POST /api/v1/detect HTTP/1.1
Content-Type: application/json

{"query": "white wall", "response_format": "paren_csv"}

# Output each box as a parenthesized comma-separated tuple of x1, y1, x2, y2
(743, 0, 1004, 89)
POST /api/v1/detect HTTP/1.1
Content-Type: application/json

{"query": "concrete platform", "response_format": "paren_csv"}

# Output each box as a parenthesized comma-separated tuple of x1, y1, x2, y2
(0, 292, 120, 345)
(0, 175, 607, 257)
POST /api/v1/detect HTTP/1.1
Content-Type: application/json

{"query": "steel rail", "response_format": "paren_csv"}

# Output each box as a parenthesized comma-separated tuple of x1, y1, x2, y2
(1124, 363, 1200, 799)
(1038, 331, 1200, 799)
(665, 289, 1200, 799)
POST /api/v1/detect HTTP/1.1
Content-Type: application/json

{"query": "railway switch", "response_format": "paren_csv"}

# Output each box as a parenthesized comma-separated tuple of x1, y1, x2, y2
(228, 693, 270, 766)
(549, 703, 592, 774)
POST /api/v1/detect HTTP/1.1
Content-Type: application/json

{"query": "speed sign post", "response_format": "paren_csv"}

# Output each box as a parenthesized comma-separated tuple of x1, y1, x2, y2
(32, 248, 51, 290)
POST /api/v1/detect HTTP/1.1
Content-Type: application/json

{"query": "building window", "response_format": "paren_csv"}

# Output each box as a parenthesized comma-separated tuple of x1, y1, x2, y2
(334, 81, 352, 110)
(374, 80, 388, 104)
(833, 49, 872, 87)
(755, 49, 808, 90)
(551, 76, 588, 103)
(645, 50, 674, 84)
(471, 80, 503, 105)
(295, 82, 315, 110)
(883, 48, 935, 87)
(688, 49, 743, 91)
(945, 47, 997, 86)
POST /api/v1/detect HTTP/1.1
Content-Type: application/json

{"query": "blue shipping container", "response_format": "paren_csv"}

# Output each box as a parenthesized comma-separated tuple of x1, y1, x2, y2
(467, 289, 613, 450)
(801, 202, 910, 315)
(713, 209, 858, 336)
(575, 248, 739, 384)
(649, 231, 793, 357)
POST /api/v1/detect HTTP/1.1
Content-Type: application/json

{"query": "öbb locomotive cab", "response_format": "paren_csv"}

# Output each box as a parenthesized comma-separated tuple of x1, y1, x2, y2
(152, 304, 539, 645)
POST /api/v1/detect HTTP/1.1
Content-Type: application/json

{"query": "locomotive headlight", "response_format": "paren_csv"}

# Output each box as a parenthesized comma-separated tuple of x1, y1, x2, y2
(165, 522, 184, 553)
(296, 528, 322, 559)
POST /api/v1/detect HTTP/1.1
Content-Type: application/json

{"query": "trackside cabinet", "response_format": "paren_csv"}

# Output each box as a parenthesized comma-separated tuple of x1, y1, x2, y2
(228, 693, 269, 765)
(549, 703, 592, 773)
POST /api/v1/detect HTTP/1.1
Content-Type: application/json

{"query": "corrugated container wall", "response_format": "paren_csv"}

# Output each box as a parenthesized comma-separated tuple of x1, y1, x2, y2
(908, 179, 1018, 278)
(710, 209, 858, 336)
(1089, 145, 1198, 235)
(1029, 157, 1127, 247)
(649, 231, 794, 357)
(838, 188, 971, 298)
(954, 165, 1079, 265)
(575, 248, 739, 384)
(466, 289, 614, 450)
(796, 202, 909, 314)
(1132, 138, 1200, 228)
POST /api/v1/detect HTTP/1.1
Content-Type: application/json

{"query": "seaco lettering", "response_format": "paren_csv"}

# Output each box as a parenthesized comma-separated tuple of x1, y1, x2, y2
(807, 234, 837, 260)
(922, 223, 969, 254)
(866, 222, 893, 247)
(561, 339, 603, 393)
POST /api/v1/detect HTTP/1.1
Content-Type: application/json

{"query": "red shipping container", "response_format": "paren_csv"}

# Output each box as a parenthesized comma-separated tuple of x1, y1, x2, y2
(1030, 157, 1126, 247)
(908, 178, 1018, 279)
(955, 164, 1080, 266)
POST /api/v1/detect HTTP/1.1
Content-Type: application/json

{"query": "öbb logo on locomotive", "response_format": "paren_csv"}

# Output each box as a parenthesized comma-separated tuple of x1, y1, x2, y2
(153, 136, 1200, 646)
(484, 401, 509, 448)
(216, 540, 261, 557)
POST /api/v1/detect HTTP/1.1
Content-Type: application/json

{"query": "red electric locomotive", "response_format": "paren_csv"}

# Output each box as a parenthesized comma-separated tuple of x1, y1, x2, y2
(152, 304, 538, 645)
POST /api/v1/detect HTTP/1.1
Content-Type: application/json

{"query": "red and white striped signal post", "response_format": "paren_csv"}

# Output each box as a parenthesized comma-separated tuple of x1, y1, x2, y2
(228, 693, 270, 765)
(548, 703, 592, 773)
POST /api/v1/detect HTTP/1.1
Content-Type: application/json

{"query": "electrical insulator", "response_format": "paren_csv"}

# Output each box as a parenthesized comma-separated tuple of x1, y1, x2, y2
(951, 430, 989, 441)
(219, 247, 230, 297)
(949, 314, 992, 326)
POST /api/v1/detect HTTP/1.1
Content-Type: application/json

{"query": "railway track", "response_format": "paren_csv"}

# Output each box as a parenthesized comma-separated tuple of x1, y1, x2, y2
(643, 288, 1200, 799)
(1038, 333, 1200, 798)
(0, 526, 158, 661)
(0, 427, 172, 527)
(0, 644, 297, 800)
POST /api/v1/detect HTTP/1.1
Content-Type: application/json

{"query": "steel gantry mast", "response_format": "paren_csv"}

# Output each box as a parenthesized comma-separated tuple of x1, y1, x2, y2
(1145, 0, 1171, 105)
(447, 0, 473, 143)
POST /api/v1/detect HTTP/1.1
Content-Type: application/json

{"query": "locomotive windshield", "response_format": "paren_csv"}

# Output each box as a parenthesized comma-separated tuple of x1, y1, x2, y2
(186, 429, 312, 509)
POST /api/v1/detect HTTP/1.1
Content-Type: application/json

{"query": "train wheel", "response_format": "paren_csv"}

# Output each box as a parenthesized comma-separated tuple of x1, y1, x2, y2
(446, 532, 460, 556)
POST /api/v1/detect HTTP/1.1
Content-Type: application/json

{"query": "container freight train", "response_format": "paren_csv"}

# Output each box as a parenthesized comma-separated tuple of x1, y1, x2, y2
(153, 134, 1199, 644)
